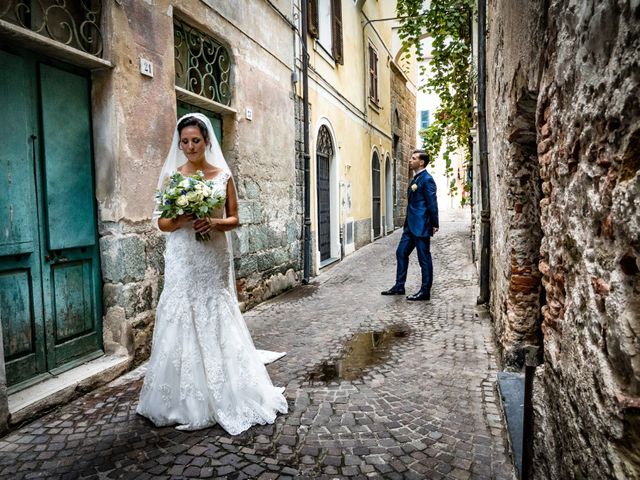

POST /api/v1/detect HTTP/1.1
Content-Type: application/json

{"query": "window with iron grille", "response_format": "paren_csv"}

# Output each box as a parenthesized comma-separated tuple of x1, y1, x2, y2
(173, 18, 232, 106)
(0, 0, 103, 57)
(368, 44, 379, 104)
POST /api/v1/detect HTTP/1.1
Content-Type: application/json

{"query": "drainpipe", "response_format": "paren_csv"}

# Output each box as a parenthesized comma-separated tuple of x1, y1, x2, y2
(477, 0, 491, 304)
(301, 0, 312, 284)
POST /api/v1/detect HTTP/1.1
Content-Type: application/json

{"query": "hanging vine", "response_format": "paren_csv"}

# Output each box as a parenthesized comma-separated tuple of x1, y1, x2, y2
(397, 0, 474, 204)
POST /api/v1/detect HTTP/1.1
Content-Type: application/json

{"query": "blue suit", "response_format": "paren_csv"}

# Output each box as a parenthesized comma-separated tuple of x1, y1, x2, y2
(395, 169, 439, 292)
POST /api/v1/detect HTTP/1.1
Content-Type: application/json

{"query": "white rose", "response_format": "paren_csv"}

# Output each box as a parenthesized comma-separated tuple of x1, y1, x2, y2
(201, 186, 212, 197)
(176, 195, 188, 207)
(178, 179, 191, 189)
(186, 191, 199, 202)
(411, 184, 418, 192)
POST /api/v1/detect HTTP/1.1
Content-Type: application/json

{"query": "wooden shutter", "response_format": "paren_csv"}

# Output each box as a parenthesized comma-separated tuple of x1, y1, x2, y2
(308, 0, 319, 38)
(369, 45, 378, 103)
(331, 0, 343, 64)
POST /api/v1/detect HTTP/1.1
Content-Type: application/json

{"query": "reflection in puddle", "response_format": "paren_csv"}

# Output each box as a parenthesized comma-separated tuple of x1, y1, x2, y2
(307, 327, 410, 382)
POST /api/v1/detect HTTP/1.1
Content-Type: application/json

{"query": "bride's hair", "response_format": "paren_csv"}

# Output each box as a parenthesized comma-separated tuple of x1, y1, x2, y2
(177, 116, 210, 148)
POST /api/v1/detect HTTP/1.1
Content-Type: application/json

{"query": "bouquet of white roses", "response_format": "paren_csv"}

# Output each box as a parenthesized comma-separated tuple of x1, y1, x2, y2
(156, 171, 225, 241)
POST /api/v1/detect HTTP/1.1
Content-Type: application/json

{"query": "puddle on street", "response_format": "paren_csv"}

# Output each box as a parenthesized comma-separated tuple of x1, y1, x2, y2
(306, 327, 410, 383)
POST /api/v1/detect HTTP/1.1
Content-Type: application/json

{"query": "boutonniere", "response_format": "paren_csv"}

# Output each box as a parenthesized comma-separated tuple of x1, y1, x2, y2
(411, 184, 418, 192)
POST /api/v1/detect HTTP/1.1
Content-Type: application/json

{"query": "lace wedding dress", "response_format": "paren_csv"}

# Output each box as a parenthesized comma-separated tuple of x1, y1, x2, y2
(137, 172, 288, 434)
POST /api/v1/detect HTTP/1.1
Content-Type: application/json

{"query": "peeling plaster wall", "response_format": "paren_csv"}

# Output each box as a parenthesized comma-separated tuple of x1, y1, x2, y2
(95, 0, 299, 363)
(485, 0, 640, 477)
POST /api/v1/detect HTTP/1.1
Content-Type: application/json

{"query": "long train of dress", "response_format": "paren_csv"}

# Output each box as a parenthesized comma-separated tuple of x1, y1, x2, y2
(137, 175, 287, 434)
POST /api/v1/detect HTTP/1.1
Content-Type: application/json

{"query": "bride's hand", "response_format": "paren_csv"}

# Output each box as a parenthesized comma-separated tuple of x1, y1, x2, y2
(173, 214, 195, 229)
(193, 217, 218, 235)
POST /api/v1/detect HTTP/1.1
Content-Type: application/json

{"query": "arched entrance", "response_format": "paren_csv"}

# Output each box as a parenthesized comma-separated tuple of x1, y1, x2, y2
(385, 155, 393, 234)
(372, 152, 381, 239)
(316, 126, 333, 262)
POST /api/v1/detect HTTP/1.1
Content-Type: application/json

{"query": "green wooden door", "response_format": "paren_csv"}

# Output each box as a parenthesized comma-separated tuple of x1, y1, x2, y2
(0, 50, 47, 387)
(177, 102, 222, 145)
(0, 50, 103, 389)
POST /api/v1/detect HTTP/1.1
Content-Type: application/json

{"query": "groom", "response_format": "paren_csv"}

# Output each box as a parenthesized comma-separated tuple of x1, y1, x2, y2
(381, 149, 439, 301)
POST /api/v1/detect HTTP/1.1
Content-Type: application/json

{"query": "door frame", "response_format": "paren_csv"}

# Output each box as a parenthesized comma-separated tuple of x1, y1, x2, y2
(371, 149, 382, 240)
(313, 119, 340, 271)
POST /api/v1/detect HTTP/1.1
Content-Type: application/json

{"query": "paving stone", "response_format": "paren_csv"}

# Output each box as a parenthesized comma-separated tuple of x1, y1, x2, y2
(0, 209, 514, 479)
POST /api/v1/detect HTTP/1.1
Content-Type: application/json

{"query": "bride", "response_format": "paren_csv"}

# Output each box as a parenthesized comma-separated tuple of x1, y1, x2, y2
(136, 113, 288, 434)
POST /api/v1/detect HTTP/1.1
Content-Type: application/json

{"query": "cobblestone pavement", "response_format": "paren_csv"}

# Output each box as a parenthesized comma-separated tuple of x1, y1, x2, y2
(0, 208, 515, 480)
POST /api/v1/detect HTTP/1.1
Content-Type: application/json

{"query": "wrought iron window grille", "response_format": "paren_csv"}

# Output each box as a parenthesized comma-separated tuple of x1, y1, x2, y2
(0, 0, 103, 57)
(317, 125, 334, 158)
(174, 18, 231, 106)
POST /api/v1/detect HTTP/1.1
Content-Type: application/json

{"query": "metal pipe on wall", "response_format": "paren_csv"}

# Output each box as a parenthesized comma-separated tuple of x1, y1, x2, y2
(477, 0, 491, 304)
(301, 0, 312, 284)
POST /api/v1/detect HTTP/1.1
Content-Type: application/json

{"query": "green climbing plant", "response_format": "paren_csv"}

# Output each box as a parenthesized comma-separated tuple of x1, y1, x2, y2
(397, 0, 475, 205)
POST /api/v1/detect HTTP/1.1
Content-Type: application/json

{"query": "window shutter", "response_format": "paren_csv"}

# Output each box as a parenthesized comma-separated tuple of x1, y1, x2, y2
(368, 45, 374, 100)
(331, 0, 343, 64)
(369, 45, 378, 103)
(374, 50, 378, 102)
(308, 0, 319, 38)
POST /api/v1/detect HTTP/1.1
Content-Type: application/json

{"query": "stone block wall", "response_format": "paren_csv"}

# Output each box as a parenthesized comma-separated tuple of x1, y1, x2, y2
(391, 63, 417, 228)
(484, 0, 640, 477)
(100, 222, 164, 364)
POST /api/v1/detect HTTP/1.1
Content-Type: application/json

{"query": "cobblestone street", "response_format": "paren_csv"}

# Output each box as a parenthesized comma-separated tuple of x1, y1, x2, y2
(0, 208, 515, 480)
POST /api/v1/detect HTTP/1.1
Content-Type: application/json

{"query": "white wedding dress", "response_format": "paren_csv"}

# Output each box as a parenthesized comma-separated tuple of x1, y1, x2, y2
(137, 172, 288, 434)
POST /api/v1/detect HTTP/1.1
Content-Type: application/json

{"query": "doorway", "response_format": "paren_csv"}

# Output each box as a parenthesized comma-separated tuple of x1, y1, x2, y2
(0, 49, 103, 390)
(372, 152, 381, 239)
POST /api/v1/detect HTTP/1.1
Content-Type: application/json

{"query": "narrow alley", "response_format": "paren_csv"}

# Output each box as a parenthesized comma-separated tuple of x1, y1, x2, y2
(0, 209, 515, 480)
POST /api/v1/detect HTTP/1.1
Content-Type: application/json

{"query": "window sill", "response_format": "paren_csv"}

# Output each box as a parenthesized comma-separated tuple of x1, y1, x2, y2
(368, 99, 381, 112)
(175, 86, 237, 115)
(313, 40, 336, 69)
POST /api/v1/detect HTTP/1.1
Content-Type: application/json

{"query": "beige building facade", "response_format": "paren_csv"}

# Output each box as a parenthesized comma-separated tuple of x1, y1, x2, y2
(300, 0, 417, 272)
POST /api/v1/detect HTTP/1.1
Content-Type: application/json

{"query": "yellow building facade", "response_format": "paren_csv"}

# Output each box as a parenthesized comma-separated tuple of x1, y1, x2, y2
(299, 0, 417, 273)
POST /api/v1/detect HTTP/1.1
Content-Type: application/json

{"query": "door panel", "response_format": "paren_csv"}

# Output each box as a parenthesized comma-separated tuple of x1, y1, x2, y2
(372, 154, 381, 238)
(52, 261, 94, 342)
(0, 49, 47, 386)
(0, 50, 37, 256)
(40, 64, 96, 250)
(0, 269, 42, 385)
(38, 62, 102, 369)
(317, 153, 331, 262)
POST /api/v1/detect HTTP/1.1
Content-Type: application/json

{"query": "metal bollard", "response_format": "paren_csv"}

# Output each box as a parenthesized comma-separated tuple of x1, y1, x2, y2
(521, 346, 539, 479)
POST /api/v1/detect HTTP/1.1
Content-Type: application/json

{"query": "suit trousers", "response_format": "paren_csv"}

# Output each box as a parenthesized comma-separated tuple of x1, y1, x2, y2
(394, 231, 433, 292)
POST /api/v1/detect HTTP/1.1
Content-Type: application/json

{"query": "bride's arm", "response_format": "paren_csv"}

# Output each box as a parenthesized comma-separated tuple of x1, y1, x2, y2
(214, 180, 240, 232)
(158, 215, 194, 232)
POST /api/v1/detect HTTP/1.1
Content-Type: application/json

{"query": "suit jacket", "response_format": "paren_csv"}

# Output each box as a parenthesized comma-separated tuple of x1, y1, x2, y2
(404, 170, 439, 237)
